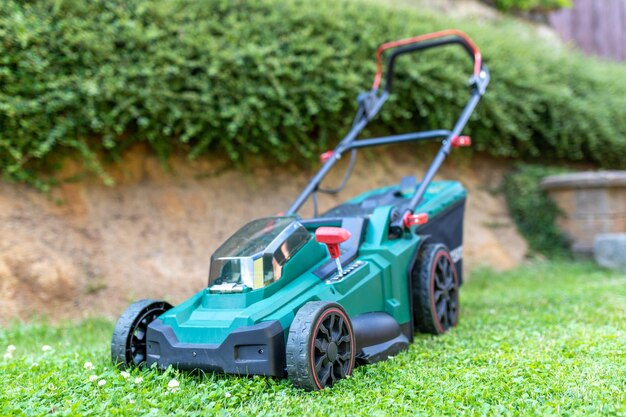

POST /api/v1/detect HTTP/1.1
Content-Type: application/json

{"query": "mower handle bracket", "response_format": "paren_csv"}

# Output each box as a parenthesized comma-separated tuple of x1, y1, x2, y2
(357, 91, 380, 121)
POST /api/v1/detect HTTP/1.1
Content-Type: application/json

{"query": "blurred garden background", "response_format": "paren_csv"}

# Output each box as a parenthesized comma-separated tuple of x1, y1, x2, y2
(1, 0, 625, 414)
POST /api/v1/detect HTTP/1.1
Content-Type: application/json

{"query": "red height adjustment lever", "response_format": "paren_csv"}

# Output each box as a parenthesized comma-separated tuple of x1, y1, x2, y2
(315, 227, 351, 275)
(403, 212, 429, 228)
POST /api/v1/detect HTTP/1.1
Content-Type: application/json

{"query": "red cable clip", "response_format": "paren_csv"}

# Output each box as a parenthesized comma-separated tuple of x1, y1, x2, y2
(451, 136, 472, 148)
(320, 150, 334, 164)
(403, 212, 429, 228)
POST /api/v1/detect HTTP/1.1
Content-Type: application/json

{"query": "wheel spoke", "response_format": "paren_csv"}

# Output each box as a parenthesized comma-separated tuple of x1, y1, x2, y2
(437, 258, 446, 275)
(314, 338, 329, 352)
(328, 314, 336, 338)
(443, 306, 452, 326)
(337, 316, 344, 338)
(444, 260, 451, 280)
(339, 351, 351, 361)
(132, 352, 144, 364)
(133, 328, 145, 341)
(318, 323, 330, 340)
(329, 364, 337, 384)
(434, 289, 444, 302)
(434, 270, 445, 289)
(337, 334, 351, 345)
(314, 354, 328, 373)
(319, 363, 332, 386)
(437, 302, 447, 325)
(132, 339, 146, 349)
(337, 360, 346, 378)
(448, 300, 457, 325)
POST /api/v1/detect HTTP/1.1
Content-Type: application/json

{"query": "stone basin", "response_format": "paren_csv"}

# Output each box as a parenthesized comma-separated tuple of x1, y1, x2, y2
(540, 171, 626, 255)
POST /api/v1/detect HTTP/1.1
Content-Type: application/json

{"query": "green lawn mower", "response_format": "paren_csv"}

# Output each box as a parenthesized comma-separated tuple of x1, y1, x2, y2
(111, 29, 490, 391)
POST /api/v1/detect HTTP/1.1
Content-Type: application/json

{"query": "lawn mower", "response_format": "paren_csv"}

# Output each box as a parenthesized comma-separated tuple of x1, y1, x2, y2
(111, 29, 490, 391)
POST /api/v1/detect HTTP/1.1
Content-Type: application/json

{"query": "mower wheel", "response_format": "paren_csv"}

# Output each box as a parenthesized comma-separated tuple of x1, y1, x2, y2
(286, 301, 355, 391)
(412, 244, 459, 335)
(111, 299, 172, 368)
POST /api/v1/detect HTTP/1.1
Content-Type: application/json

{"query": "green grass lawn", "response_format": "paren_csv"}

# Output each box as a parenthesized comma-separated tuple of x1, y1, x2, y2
(1, 261, 625, 416)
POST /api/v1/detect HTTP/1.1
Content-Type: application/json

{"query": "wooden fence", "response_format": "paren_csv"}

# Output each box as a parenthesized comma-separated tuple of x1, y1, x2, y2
(548, 0, 626, 61)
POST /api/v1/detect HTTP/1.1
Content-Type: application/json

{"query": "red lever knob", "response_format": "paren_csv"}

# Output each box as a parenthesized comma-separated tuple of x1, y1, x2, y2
(320, 150, 334, 164)
(403, 212, 429, 228)
(315, 227, 351, 259)
(451, 135, 472, 148)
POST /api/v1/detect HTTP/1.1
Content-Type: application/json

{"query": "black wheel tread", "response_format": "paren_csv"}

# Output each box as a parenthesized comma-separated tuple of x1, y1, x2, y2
(286, 301, 354, 391)
(111, 299, 172, 368)
(412, 244, 458, 335)
(286, 301, 326, 390)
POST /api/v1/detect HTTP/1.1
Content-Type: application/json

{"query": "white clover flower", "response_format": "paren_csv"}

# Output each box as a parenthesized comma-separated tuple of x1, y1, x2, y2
(120, 371, 130, 379)
(41, 345, 52, 352)
(134, 377, 143, 384)
(84, 361, 94, 370)
(89, 375, 98, 382)
(6, 345, 16, 353)
(3, 352, 12, 360)
(224, 392, 232, 398)
(31, 362, 39, 368)
(129, 399, 135, 404)
(167, 379, 180, 392)
(98, 379, 106, 387)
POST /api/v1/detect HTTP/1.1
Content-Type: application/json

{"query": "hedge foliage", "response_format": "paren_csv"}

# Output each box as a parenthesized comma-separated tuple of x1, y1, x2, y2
(487, 0, 571, 12)
(503, 164, 570, 256)
(1, 0, 625, 186)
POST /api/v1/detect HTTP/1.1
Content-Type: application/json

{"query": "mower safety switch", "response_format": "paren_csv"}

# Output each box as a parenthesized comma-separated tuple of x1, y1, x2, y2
(315, 227, 351, 276)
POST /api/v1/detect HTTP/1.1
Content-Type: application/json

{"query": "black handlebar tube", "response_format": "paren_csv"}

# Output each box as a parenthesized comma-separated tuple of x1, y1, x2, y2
(343, 129, 451, 151)
(383, 38, 478, 93)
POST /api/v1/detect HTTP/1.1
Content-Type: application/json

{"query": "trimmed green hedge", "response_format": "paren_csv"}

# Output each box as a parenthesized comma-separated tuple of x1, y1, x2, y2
(1, 0, 625, 186)
(487, 0, 571, 12)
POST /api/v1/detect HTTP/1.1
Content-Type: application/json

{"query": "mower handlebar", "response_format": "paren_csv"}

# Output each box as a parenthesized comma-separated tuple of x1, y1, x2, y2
(372, 29, 483, 92)
(286, 30, 489, 218)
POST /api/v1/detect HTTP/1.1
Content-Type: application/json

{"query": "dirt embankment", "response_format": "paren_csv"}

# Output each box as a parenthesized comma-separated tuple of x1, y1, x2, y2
(0, 148, 527, 323)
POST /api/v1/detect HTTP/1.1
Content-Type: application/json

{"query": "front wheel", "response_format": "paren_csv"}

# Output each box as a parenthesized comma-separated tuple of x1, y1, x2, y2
(286, 301, 355, 391)
(111, 299, 172, 368)
(412, 244, 459, 335)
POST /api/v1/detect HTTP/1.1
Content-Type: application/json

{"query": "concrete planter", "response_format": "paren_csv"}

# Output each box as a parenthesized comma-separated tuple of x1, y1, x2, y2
(540, 171, 626, 255)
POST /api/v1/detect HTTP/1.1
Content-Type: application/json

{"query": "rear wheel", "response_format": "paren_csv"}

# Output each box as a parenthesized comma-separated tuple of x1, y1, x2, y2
(286, 301, 355, 391)
(412, 244, 459, 335)
(111, 299, 172, 368)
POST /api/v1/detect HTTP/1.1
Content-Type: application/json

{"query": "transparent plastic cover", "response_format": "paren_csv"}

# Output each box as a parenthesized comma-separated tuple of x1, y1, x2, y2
(208, 217, 311, 292)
